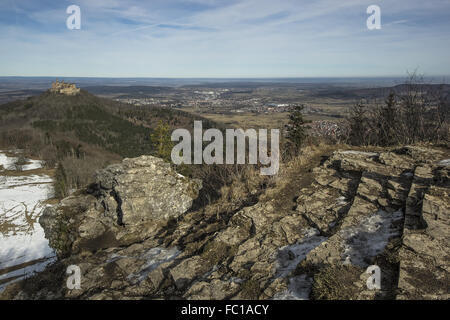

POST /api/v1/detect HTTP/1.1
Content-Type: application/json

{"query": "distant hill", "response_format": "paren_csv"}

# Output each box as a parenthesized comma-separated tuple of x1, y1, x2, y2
(0, 88, 217, 195)
(0, 89, 214, 157)
(82, 85, 176, 96)
(0, 89, 45, 104)
(0, 90, 152, 157)
(312, 83, 450, 100)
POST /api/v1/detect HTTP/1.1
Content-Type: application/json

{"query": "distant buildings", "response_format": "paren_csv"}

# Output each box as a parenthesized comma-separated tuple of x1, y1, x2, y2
(50, 80, 80, 95)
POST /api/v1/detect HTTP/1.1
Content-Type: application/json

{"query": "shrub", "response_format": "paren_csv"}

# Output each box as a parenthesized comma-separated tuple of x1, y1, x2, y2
(285, 105, 307, 154)
(54, 163, 68, 199)
(150, 120, 173, 161)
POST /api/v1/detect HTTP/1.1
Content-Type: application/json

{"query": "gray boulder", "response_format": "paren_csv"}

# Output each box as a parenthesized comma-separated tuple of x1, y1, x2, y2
(40, 155, 202, 257)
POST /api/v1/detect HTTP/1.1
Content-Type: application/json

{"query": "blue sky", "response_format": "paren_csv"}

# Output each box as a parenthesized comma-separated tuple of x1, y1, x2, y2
(1, 0, 450, 77)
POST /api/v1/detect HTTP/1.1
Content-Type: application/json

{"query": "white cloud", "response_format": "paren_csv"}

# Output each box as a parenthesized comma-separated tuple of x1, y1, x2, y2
(0, 0, 449, 77)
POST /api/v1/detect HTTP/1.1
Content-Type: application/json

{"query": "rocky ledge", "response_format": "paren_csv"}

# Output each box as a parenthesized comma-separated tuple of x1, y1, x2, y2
(1, 146, 448, 300)
(39, 155, 202, 258)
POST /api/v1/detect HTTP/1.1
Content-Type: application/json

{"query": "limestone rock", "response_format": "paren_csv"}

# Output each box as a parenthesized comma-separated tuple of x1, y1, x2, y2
(4, 146, 448, 301)
(40, 155, 202, 257)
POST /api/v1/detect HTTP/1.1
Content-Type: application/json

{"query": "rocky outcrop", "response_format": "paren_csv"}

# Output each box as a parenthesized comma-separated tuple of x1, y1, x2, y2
(397, 160, 450, 299)
(50, 80, 80, 95)
(3, 146, 448, 300)
(39, 155, 202, 257)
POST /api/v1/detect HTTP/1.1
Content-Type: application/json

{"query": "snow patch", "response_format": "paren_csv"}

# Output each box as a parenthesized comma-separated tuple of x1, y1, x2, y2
(272, 228, 327, 300)
(21, 159, 45, 171)
(0, 153, 17, 171)
(0, 151, 44, 171)
(0, 256, 56, 292)
(275, 228, 327, 278)
(438, 159, 450, 166)
(340, 209, 403, 267)
(402, 172, 414, 177)
(0, 152, 55, 292)
(127, 247, 180, 284)
(273, 275, 313, 300)
(336, 196, 347, 206)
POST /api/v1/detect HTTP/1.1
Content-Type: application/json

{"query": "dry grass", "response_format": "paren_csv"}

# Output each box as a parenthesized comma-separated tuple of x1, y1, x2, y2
(311, 264, 362, 300)
(240, 278, 262, 300)
(179, 109, 290, 129)
(0, 167, 54, 177)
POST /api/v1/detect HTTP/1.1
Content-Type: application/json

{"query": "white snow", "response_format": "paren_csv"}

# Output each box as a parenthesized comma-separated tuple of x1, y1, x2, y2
(0, 151, 44, 172)
(275, 228, 327, 278)
(0, 256, 56, 291)
(402, 172, 414, 177)
(126, 246, 180, 284)
(273, 275, 313, 300)
(438, 159, 450, 166)
(336, 196, 347, 206)
(21, 159, 45, 171)
(340, 209, 403, 267)
(0, 152, 55, 292)
(273, 228, 327, 300)
(0, 153, 17, 171)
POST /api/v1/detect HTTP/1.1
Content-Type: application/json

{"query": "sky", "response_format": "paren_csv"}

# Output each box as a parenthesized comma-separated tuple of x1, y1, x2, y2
(1, 0, 450, 78)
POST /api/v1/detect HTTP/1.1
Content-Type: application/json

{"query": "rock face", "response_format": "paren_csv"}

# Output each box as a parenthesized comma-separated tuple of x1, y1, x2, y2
(39, 156, 202, 257)
(397, 160, 450, 299)
(49, 80, 80, 95)
(3, 146, 449, 300)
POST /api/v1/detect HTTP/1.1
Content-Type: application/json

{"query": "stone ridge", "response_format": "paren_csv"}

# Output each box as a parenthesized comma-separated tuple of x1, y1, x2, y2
(2, 146, 448, 300)
(39, 155, 202, 258)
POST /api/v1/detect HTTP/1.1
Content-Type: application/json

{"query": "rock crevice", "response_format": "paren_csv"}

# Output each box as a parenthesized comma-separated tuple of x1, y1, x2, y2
(3, 146, 448, 300)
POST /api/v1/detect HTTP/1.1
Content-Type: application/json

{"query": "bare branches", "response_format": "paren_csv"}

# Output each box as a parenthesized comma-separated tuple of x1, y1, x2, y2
(345, 74, 449, 146)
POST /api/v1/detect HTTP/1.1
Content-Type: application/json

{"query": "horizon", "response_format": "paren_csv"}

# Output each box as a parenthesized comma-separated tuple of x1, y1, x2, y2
(1, 75, 449, 91)
(2, 75, 450, 80)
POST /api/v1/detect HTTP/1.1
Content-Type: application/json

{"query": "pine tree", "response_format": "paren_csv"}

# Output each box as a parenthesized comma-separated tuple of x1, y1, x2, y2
(150, 121, 173, 161)
(348, 102, 368, 145)
(286, 105, 306, 151)
(54, 162, 68, 199)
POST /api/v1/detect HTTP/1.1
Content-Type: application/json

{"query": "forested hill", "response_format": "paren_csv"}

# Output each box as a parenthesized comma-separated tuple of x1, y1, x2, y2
(0, 89, 216, 157)
(0, 89, 217, 196)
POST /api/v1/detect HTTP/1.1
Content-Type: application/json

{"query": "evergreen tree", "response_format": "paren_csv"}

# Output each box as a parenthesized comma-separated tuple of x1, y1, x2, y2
(150, 121, 173, 161)
(54, 162, 68, 199)
(286, 105, 306, 151)
(348, 102, 368, 145)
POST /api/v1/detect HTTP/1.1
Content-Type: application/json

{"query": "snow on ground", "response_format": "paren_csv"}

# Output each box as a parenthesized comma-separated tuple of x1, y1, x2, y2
(275, 228, 327, 278)
(273, 228, 327, 300)
(0, 151, 55, 292)
(339, 151, 379, 157)
(340, 209, 403, 267)
(126, 247, 181, 284)
(21, 159, 45, 171)
(336, 196, 347, 206)
(273, 209, 403, 299)
(0, 150, 45, 172)
(0, 153, 17, 171)
(273, 275, 313, 300)
(438, 159, 450, 166)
